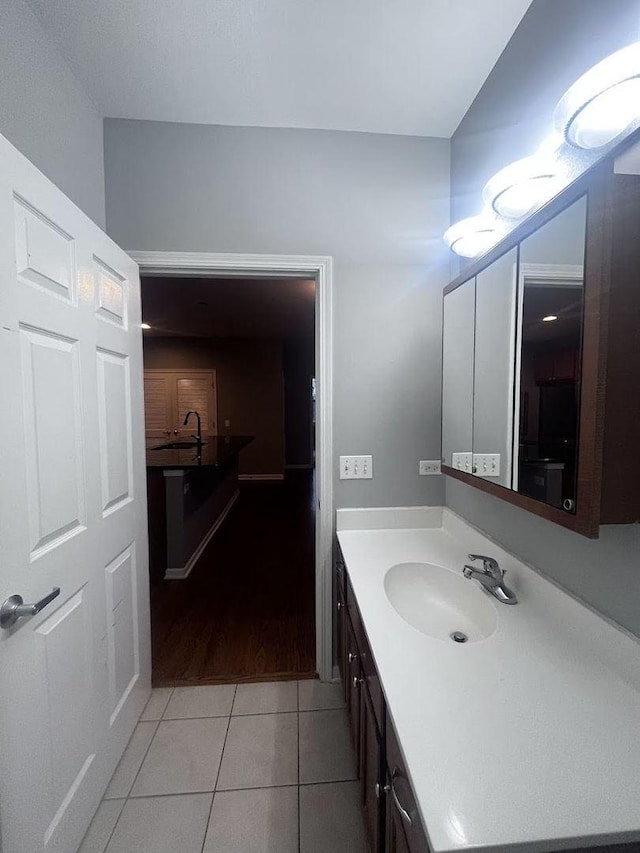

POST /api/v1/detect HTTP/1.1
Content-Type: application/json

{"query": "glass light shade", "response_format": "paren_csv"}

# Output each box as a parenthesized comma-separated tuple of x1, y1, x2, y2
(554, 42, 640, 149)
(482, 155, 566, 219)
(443, 215, 505, 258)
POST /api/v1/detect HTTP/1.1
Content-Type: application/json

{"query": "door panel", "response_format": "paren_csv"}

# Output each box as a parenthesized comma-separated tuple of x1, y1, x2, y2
(0, 133, 150, 853)
(96, 349, 133, 515)
(19, 326, 85, 555)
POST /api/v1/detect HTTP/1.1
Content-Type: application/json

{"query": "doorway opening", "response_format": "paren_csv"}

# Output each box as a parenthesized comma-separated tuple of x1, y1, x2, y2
(134, 253, 333, 685)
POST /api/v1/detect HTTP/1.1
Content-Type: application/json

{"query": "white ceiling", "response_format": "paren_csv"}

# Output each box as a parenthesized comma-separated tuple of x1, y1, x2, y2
(27, 0, 532, 137)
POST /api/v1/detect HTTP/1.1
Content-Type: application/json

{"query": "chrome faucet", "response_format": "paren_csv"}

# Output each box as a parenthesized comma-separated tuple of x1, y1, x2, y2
(183, 410, 203, 445)
(462, 554, 517, 605)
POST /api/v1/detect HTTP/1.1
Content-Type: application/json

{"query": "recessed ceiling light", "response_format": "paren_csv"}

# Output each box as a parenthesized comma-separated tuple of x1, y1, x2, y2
(483, 155, 567, 220)
(443, 215, 506, 258)
(141, 323, 151, 330)
(554, 42, 640, 149)
(542, 315, 558, 322)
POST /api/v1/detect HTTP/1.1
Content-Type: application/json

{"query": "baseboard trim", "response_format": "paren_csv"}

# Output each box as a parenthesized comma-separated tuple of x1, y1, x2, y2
(165, 489, 240, 580)
(238, 474, 285, 482)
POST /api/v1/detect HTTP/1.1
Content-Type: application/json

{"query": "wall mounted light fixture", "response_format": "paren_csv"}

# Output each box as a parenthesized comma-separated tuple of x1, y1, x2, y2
(444, 41, 640, 258)
(482, 154, 567, 220)
(443, 215, 506, 259)
(554, 42, 640, 150)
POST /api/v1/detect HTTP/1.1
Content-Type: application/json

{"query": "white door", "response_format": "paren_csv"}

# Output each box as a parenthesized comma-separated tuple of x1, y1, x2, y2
(0, 134, 150, 852)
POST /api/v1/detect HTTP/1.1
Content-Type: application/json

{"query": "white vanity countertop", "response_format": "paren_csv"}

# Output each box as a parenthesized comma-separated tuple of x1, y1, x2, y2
(336, 507, 640, 853)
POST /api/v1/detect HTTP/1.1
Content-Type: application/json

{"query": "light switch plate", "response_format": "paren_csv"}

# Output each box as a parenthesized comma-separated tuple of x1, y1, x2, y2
(419, 460, 441, 475)
(451, 452, 473, 473)
(473, 453, 501, 478)
(339, 455, 373, 480)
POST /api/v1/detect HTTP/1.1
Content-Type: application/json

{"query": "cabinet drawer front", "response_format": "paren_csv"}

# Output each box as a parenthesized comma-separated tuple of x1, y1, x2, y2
(386, 720, 430, 853)
(346, 577, 384, 733)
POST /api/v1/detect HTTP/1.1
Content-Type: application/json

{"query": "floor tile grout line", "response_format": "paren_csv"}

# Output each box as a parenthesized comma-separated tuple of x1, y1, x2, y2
(199, 683, 238, 853)
(111, 777, 357, 802)
(95, 796, 126, 853)
(110, 717, 160, 802)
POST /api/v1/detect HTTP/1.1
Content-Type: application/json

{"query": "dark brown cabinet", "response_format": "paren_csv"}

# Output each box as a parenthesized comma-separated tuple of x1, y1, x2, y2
(534, 348, 577, 384)
(336, 547, 429, 853)
(345, 616, 362, 760)
(360, 682, 384, 853)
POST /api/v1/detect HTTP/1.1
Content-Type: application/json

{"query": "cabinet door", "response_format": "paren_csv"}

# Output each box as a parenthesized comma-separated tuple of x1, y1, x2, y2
(385, 778, 412, 853)
(336, 573, 346, 698)
(345, 617, 361, 764)
(143, 372, 174, 438)
(386, 722, 430, 853)
(360, 684, 383, 853)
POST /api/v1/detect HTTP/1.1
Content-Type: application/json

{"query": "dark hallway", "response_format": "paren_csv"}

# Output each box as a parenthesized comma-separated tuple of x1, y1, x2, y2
(150, 470, 316, 685)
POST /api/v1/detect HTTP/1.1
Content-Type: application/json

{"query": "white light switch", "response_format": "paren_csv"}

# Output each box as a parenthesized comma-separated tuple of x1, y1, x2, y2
(451, 452, 473, 473)
(339, 455, 373, 480)
(472, 453, 501, 478)
(419, 460, 441, 475)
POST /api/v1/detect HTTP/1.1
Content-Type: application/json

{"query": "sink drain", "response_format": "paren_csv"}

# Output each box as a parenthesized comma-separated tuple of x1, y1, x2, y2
(450, 631, 468, 643)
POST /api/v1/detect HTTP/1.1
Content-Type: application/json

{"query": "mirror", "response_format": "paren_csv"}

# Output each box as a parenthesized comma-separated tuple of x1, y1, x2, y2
(473, 247, 518, 488)
(442, 278, 474, 474)
(514, 196, 586, 510)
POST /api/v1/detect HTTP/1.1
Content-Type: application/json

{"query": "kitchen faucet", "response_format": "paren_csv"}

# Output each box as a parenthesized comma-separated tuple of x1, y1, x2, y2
(462, 554, 517, 605)
(183, 410, 203, 445)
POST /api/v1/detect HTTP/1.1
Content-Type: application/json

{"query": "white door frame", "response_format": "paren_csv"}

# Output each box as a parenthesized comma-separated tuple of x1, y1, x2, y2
(129, 251, 334, 682)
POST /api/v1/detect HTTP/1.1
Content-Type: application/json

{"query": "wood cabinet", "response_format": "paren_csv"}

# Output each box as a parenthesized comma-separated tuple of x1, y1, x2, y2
(360, 680, 384, 853)
(534, 348, 577, 384)
(143, 369, 218, 438)
(336, 545, 428, 853)
(443, 141, 640, 538)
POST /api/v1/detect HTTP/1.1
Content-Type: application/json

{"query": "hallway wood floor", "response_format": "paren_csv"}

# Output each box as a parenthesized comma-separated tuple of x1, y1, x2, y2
(150, 471, 316, 686)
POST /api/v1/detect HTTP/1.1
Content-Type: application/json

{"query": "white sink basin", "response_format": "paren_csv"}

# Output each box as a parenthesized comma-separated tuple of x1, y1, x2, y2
(384, 562, 497, 643)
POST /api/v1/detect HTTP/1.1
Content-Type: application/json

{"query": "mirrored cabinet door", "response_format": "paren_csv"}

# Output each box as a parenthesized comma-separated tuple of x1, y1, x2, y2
(472, 247, 518, 488)
(442, 278, 475, 474)
(514, 196, 587, 512)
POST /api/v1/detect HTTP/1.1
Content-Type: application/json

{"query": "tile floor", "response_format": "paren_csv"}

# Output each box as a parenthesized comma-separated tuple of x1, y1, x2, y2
(79, 680, 368, 853)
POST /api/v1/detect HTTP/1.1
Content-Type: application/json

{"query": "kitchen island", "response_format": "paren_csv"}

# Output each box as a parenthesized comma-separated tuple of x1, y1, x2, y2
(146, 435, 253, 581)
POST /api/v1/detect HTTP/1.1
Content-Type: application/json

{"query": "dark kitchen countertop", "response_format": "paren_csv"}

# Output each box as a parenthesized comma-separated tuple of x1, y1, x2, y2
(146, 435, 254, 470)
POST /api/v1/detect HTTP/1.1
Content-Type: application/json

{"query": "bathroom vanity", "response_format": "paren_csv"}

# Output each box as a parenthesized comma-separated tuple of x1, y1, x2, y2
(335, 507, 640, 853)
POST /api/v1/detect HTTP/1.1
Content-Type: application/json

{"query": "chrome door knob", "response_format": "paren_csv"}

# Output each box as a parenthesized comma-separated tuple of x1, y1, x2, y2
(1, 587, 60, 629)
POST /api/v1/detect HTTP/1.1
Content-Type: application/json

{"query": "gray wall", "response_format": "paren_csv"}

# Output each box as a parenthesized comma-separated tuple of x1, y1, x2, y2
(447, 0, 640, 638)
(0, 0, 106, 226)
(104, 119, 450, 507)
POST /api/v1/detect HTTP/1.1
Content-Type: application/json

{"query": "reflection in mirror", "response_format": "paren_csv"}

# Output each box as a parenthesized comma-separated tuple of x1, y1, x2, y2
(473, 248, 518, 488)
(442, 279, 474, 474)
(514, 196, 587, 511)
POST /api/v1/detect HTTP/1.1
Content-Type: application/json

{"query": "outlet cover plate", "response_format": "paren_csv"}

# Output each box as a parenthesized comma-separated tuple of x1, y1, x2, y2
(419, 460, 441, 475)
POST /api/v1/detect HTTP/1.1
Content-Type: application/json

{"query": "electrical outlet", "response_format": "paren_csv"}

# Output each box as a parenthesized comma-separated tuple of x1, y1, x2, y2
(419, 460, 441, 475)
(339, 455, 373, 480)
(451, 452, 473, 473)
(472, 453, 501, 478)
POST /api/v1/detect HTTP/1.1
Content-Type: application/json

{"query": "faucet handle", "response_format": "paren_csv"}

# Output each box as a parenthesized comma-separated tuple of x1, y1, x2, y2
(467, 554, 502, 577)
